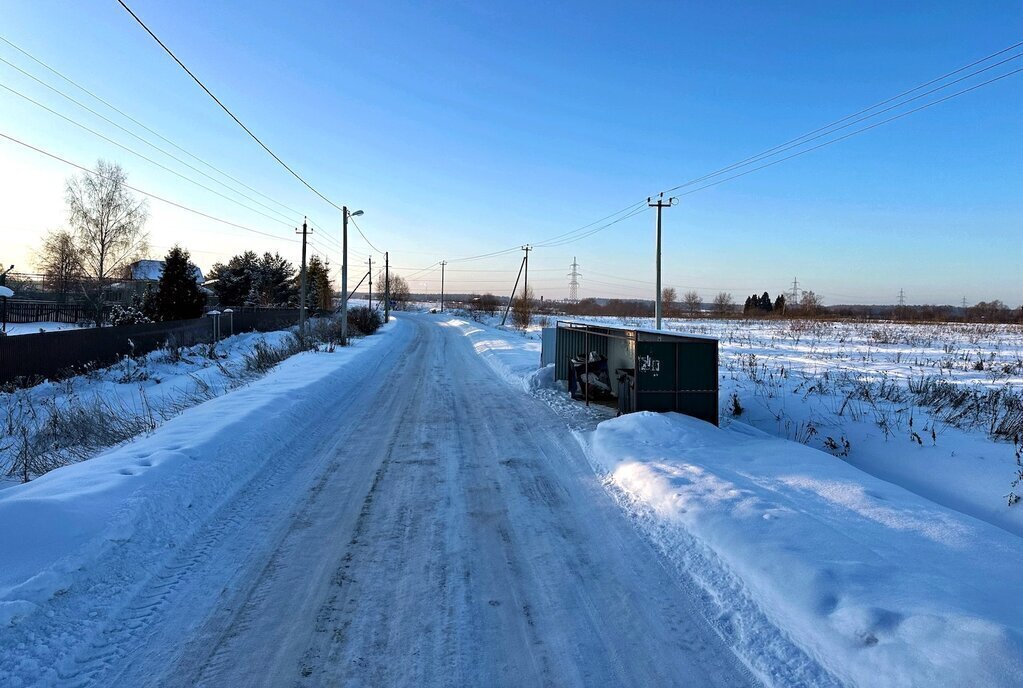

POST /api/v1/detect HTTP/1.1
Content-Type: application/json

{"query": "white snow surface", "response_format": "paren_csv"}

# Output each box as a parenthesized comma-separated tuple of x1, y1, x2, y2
(0, 325, 393, 628)
(0, 314, 758, 687)
(4, 308, 1020, 687)
(3, 322, 86, 336)
(590, 413, 1023, 688)
(446, 314, 1023, 688)
(522, 316, 1023, 537)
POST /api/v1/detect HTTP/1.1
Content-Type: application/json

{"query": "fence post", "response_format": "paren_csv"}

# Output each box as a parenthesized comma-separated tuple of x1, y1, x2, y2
(223, 308, 233, 337)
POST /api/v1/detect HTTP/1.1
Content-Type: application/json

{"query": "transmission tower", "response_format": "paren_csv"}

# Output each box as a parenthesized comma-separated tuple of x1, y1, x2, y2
(568, 257, 580, 303)
(898, 288, 906, 307)
(788, 277, 801, 306)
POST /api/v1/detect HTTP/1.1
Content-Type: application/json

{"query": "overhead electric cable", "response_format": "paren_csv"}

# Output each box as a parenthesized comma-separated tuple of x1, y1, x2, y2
(115, 0, 343, 211)
(0, 34, 307, 219)
(0, 80, 302, 229)
(348, 215, 384, 254)
(0, 130, 297, 244)
(0, 54, 301, 225)
(674, 68, 1023, 197)
(663, 51, 1023, 194)
(487, 40, 1023, 257)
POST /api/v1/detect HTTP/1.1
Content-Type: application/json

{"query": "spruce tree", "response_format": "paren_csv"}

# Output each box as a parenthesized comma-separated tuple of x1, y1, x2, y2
(258, 252, 298, 305)
(207, 250, 259, 306)
(761, 291, 773, 312)
(154, 245, 206, 321)
(304, 255, 333, 311)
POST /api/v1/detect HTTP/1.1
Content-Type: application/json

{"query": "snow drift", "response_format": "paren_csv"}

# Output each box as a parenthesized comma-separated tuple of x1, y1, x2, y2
(588, 412, 1023, 688)
(0, 319, 401, 629)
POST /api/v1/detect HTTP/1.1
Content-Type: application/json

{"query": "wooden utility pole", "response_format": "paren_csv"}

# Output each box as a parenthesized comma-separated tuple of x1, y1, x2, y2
(500, 256, 526, 326)
(384, 251, 390, 323)
(297, 218, 309, 334)
(647, 194, 676, 330)
(522, 245, 532, 306)
(367, 256, 373, 312)
(440, 260, 448, 312)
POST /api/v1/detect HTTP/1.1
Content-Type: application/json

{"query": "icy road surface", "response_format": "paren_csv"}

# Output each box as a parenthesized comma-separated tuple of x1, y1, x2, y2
(33, 315, 757, 687)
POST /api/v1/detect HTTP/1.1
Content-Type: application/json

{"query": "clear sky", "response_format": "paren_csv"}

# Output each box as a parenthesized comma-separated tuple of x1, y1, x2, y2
(1, 1, 1020, 305)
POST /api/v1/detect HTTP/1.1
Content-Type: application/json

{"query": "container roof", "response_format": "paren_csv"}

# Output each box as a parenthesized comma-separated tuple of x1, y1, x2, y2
(555, 320, 718, 343)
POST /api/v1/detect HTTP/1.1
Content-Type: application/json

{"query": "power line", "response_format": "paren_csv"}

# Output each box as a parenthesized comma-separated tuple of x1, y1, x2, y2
(674, 67, 1022, 198)
(447, 246, 523, 263)
(0, 35, 307, 220)
(534, 206, 648, 248)
(662, 43, 1023, 195)
(466, 41, 1023, 259)
(115, 0, 342, 211)
(0, 80, 303, 230)
(532, 200, 648, 248)
(402, 262, 441, 281)
(348, 214, 384, 254)
(0, 130, 298, 244)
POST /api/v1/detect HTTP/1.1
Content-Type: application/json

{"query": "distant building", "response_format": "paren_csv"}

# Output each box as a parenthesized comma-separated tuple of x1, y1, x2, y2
(106, 260, 206, 306)
(127, 259, 204, 284)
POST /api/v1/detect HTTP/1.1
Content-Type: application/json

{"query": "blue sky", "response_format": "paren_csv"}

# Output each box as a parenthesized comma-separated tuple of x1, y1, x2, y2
(1, 0, 1020, 305)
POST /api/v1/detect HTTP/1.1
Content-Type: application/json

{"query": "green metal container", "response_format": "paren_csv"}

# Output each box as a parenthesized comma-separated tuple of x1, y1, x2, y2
(553, 321, 718, 425)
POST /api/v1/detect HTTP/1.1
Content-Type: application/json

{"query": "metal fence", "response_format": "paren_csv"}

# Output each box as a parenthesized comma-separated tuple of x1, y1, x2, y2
(3, 300, 108, 324)
(0, 308, 300, 385)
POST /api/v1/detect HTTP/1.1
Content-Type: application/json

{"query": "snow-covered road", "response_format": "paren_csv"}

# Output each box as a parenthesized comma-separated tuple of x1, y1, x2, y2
(10, 314, 758, 687)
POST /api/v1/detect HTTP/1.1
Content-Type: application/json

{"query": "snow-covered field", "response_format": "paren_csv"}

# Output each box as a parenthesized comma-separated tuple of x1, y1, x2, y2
(532, 316, 1023, 535)
(0, 316, 757, 687)
(2, 310, 1021, 686)
(445, 313, 1023, 687)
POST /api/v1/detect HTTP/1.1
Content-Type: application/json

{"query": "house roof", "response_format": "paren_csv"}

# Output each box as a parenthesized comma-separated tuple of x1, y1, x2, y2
(130, 259, 204, 283)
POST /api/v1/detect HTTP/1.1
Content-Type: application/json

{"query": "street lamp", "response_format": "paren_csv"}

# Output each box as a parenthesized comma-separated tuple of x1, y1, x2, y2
(341, 207, 364, 346)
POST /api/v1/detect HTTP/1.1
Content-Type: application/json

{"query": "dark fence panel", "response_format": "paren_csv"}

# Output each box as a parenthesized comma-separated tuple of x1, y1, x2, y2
(3, 300, 108, 324)
(225, 308, 303, 335)
(0, 309, 299, 385)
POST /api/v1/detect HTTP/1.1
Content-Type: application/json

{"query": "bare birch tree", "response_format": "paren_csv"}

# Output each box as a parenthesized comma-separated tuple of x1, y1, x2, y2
(65, 160, 149, 282)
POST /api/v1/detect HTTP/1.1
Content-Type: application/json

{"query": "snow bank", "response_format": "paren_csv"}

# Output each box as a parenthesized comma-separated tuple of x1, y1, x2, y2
(0, 319, 403, 627)
(589, 412, 1023, 687)
(555, 315, 1023, 537)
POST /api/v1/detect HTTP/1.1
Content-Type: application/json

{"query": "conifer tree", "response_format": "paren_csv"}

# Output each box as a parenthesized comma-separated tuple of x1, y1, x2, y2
(774, 293, 787, 313)
(153, 245, 205, 321)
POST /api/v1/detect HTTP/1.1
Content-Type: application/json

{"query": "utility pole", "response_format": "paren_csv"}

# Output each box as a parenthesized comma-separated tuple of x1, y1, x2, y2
(297, 218, 309, 335)
(341, 207, 349, 345)
(648, 194, 676, 330)
(384, 251, 390, 323)
(568, 257, 580, 303)
(501, 255, 527, 326)
(339, 206, 363, 346)
(440, 261, 448, 311)
(367, 256, 373, 311)
(522, 245, 532, 306)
